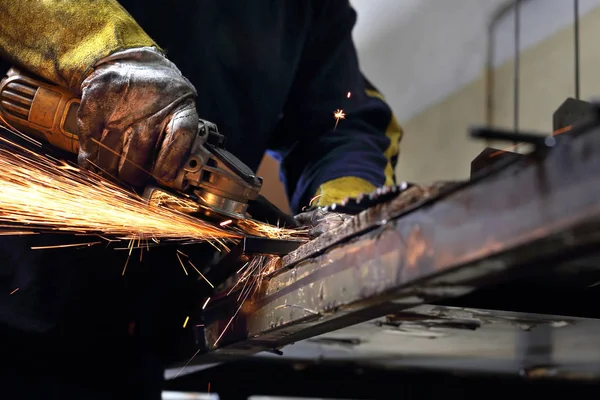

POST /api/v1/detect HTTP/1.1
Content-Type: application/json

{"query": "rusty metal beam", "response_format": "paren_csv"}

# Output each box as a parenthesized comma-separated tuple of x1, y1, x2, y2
(195, 123, 600, 361)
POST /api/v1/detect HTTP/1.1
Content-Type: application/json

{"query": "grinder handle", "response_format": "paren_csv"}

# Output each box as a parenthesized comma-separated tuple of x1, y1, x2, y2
(0, 67, 80, 154)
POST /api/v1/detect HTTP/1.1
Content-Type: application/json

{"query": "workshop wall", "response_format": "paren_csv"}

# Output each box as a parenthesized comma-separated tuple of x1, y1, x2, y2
(256, 154, 289, 213)
(257, 0, 600, 211)
(377, 0, 600, 184)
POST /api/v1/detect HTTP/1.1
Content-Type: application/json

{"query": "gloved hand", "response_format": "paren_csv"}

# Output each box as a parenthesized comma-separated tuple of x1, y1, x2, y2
(295, 176, 376, 239)
(78, 47, 199, 186)
(295, 207, 353, 239)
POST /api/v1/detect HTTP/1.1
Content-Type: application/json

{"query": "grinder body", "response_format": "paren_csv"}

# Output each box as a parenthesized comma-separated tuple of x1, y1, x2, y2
(0, 68, 80, 153)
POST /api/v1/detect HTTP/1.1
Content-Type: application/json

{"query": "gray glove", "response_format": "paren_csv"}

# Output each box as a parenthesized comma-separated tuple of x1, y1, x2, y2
(295, 208, 353, 239)
(78, 47, 198, 186)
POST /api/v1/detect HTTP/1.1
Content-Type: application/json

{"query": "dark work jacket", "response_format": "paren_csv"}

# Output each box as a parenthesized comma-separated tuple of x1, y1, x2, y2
(0, 0, 398, 397)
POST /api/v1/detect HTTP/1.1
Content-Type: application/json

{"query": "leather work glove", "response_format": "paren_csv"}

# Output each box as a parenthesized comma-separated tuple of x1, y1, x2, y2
(78, 47, 199, 186)
(0, 2, 197, 186)
(295, 207, 353, 239)
(295, 176, 376, 239)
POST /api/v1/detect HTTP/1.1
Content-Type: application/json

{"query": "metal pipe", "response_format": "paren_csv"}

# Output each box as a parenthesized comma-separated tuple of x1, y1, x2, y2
(514, 0, 520, 135)
(574, 0, 580, 99)
(485, 0, 532, 128)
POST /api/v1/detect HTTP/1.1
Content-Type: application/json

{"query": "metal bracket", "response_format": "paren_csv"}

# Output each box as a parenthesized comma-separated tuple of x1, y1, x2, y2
(470, 127, 557, 151)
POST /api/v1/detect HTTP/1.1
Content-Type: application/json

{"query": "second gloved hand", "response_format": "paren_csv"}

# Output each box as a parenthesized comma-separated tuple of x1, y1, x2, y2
(78, 47, 199, 186)
(294, 208, 353, 239)
(294, 177, 377, 239)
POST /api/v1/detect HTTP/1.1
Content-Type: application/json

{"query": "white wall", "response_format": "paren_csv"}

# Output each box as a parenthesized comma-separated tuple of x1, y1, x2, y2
(351, 0, 504, 121)
(350, 0, 600, 123)
(493, 0, 600, 67)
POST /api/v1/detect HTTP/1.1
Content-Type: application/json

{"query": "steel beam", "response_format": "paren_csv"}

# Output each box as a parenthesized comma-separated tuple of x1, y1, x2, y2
(197, 123, 600, 360)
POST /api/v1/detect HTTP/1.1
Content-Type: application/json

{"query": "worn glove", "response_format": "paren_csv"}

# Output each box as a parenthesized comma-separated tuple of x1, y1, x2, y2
(78, 47, 199, 186)
(295, 207, 353, 239)
(295, 176, 376, 239)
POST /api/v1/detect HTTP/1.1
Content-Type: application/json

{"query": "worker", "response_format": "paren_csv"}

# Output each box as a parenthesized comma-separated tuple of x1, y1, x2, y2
(0, 1, 402, 399)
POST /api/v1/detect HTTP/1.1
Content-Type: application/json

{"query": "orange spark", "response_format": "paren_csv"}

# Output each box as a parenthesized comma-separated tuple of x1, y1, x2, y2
(220, 219, 233, 227)
(237, 219, 308, 240)
(188, 259, 214, 288)
(346, 92, 351, 98)
(31, 241, 101, 250)
(0, 231, 36, 236)
(333, 109, 345, 130)
(121, 239, 135, 276)
(174, 349, 201, 379)
(0, 131, 239, 244)
(309, 194, 322, 207)
(202, 297, 211, 310)
(10, 288, 18, 295)
(216, 255, 280, 346)
(489, 125, 572, 158)
(176, 253, 189, 276)
(183, 316, 190, 328)
(0, 125, 308, 248)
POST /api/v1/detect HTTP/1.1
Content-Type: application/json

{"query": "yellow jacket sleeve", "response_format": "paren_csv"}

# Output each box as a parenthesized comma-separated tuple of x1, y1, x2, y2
(310, 86, 402, 209)
(0, 0, 157, 93)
